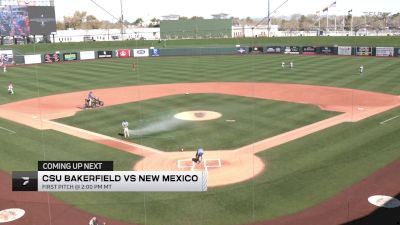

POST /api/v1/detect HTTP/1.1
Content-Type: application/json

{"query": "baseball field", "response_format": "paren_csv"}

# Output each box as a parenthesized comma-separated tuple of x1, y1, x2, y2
(0, 37, 399, 225)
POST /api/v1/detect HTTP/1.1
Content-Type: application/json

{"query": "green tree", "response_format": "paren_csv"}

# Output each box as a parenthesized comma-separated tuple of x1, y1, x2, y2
(190, 16, 204, 20)
(149, 18, 160, 27)
(299, 15, 306, 30)
(133, 18, 144, 27)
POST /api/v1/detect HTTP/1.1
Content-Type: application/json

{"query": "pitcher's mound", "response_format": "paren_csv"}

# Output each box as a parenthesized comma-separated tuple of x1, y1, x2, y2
(174, 111, 222, 121)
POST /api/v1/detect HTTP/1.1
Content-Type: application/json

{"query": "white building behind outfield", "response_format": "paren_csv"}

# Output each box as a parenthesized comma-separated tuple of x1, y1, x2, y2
(48, 25, 399, 43)
(232, 25, 279, 38)
(52, 25, 280, 43)
(53, 28, 160, 43)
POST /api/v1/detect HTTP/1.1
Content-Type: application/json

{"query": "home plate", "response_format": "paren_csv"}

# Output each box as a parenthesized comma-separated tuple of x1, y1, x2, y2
(368, 195, 400, 208)
(32, 116, 38, 119)
(0, 208, 25, 223)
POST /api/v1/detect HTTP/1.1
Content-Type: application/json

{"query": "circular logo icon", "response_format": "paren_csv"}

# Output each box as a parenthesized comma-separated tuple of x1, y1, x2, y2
(0, 208, 25, 223)
(368, 195, 400, 208)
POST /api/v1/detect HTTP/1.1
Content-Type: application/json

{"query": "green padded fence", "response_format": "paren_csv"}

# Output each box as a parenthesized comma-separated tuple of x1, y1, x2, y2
(160, 19, 232, 39)
(159, 47, 237, 56)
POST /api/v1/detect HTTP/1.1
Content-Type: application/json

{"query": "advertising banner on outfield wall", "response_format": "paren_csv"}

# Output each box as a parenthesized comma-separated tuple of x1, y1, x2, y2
(356, 47, 372, 56)
(63, 53, 78, 61)
(133, 49, 149, 57)
(80, 51, 95, 60)
(302, 46, 317, 55)
(150, 48, 160, 57)
(338, 46, 352, 56)
(116, 49, 131, 58)
(44, 52, 60, 63)
(284, 46, 300, 54)
(24, 54, 42, 64)
(265, 46, 282, 54)
(318, 47, 336, 55)
(97, 51, 113, 59)
(249, 46, 264, 54)
(375, 47, 394, 57)
(0, 50, 14, 65)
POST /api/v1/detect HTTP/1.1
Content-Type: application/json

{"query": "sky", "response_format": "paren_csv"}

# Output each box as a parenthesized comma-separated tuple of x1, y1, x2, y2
(54, 0, 400, 22)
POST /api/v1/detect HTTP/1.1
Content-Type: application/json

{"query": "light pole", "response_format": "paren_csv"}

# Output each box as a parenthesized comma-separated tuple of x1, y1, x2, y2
(350, 11, 353, 35)
(266, 0, 289, 37)
(363, 12, 368, 36)
(120, 0, 124, 40)
(267, 0, 270, 37)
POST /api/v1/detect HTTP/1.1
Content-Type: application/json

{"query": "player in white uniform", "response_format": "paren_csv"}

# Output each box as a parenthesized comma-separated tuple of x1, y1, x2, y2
(290, 61, 293, 69)
(359, 65, 364, 74)
(122, 120, 129, 138)
(8, 82, 14, 94)
(281, 61, 285, 69)
(89, 217, 98, 225)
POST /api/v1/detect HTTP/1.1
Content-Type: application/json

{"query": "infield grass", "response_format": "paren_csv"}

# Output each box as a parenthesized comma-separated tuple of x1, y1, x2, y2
(56, 94, 337, 151)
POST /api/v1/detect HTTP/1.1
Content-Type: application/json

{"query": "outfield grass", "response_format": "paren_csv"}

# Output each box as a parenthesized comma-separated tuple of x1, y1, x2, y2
(0, 53, 399, 225)
(57, 94, 337, 151)
(0, 54, 399, 106)
(6, 36, 400, 54)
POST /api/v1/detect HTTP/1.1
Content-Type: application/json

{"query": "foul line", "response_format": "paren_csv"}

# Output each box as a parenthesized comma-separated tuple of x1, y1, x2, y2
(0, 126, 16, 134)
(380, 115, 400, 125)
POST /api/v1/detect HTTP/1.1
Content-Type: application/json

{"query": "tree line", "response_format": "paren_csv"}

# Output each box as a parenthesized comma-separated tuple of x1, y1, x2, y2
(56, 11, 161, 30)
(57, 11, 400, 32)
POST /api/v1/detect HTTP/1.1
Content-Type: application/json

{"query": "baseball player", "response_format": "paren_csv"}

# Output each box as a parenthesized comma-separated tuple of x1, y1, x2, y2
(290, 61, 293, 69)
(281, 61, 285, 69)
(359, 65, 364, 74)
(3, 64, 6, 73)
(8, 82, 14, 94)
(195, 148, 204, 164)
(132, 62, 136, 71)
(87, 91, 95, 107)
(88, 217, 98, 225)
(122, 120, 129, 138)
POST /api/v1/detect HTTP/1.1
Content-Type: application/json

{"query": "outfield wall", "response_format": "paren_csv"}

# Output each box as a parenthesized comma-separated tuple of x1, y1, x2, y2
(8, 46, 400, 65)
(160, 19, 232, 39)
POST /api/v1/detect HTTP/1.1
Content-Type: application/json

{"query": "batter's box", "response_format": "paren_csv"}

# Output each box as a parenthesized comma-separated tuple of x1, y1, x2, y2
(204, 159, 221, 169)
(177, 159, 195, 171)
